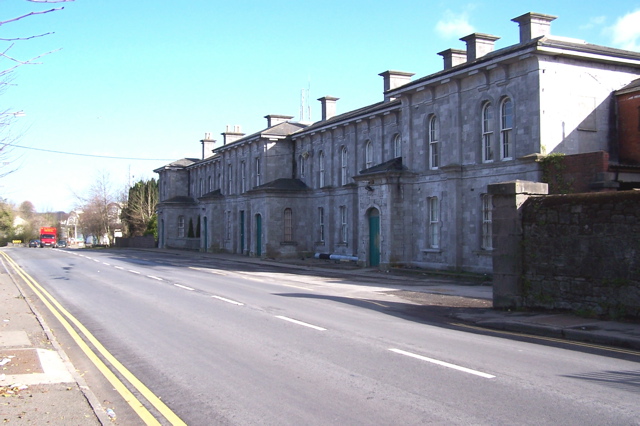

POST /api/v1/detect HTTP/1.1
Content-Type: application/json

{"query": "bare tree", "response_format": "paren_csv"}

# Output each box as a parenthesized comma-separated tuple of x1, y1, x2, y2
(77, 171, 121, 245)
(1, 1, 74, 178)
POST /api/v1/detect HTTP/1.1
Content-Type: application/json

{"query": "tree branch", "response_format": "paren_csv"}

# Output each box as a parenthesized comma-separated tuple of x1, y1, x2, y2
(0, 8, 65, 27)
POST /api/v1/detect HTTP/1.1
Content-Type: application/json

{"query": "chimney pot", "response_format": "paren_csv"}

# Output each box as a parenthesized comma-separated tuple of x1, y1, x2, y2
(437, 49, 467, 70)
(511, 12, 557, 43)
(379, 70, 414, 101)
(318, 96, 339, 121)
(264, 114, 294, 127)
(459, 33, 500, 61)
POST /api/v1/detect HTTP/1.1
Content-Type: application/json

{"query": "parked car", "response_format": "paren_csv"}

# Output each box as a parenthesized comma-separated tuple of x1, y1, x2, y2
(56, 240, 67, 248)
(28, 239, 40, 248)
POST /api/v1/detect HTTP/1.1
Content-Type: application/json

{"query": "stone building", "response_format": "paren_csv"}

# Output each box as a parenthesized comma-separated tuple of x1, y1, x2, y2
(154, 12, 640, 274)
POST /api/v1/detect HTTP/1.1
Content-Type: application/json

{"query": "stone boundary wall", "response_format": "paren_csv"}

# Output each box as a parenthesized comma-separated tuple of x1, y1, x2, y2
(115, 235, 157, 249)
(520, 190, 640, 318)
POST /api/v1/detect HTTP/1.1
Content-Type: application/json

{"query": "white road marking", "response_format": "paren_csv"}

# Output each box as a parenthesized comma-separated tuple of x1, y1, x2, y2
(114, 266, 124, 270)
(275, 316, 326, 331)
(93, 259, 100, 263)
(128, 270, 141, 274)
(389, 348, 495, 379)
(174, 284, 194, 291)
(211, 295, 244, 306)
(147, 275, 163, 281)
(103, 262, 110, 266)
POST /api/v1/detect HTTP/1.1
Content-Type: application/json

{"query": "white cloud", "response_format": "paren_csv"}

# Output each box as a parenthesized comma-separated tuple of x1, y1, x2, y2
(608, 10, 640, 51)
(579, 15, 606, 30)
(435, 10, 474, 39)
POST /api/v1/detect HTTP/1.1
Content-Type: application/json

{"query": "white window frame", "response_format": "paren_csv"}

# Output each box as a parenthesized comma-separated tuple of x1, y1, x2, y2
(178, 215, 185, 238)
(255, 157, 261, 187)
(365, 140, 373, 169)
(481, 194, 493, 250)
(340, 147, 348, 186)
(284, 208, 293, 242)
(429, 116, 439, 170)
(394, 134, 401, 158)
(482, 102, 494, 163)
(241, 161, 246, 193)
(319, 151, 325, 188)
(428, 197, 439, 248)
(318, 207, 325, 242)
(500, 98, 513, 160)
(227, 164, 233, 194)
(339, 205, 348, 243)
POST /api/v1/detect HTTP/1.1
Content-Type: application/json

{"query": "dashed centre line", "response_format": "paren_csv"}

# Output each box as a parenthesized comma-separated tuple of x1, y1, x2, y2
(174, 284, 194, 291)
(128, 270, 141, 274)
(275, 315, 326, 331)
(389, 348, 495, 379)
(212, 295, 244, 306)
(147, 275, 163, 281)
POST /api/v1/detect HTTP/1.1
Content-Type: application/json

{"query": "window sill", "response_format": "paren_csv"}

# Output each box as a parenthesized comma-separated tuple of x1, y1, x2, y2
(421, 248, 441, 253)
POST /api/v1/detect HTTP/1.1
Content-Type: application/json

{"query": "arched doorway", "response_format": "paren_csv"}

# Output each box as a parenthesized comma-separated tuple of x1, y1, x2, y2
(368, 208, 380, 267)
(255, 214, 262, 257)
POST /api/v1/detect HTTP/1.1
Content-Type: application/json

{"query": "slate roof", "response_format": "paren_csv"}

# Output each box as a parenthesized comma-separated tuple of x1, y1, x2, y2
(153, 158, 199, 173)
(388, 36, 640, 97)
(198, 189, 222, 200)
(159, 195, 197, 204)
(249, 178, 309, 192)
(358, 157, 405, 176)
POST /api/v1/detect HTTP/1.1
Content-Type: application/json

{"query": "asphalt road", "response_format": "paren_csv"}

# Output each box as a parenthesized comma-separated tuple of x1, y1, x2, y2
(9, 247, 640, 425)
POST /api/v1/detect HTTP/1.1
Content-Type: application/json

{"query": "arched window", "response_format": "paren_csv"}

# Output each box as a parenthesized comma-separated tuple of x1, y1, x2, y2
(318, 151, 325, 188)
(283, 208, 293, 242)
(365, 140, 373, 169)
(340, 147, 348, 185)
(482, 102, 494, 163)
(393, 134, 402, 158)
(500, 98, 513, 160)
(429, 116, 439, 169)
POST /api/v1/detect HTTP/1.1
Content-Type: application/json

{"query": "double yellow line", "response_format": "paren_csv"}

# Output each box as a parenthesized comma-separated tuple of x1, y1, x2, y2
(0, 250, 186, 426)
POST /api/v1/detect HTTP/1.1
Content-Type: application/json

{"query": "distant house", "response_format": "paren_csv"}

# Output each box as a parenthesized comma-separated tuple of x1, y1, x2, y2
(155, 12, 640, 274)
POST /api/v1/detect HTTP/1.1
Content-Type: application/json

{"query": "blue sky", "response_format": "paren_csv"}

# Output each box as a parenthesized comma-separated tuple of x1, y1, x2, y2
(1, 0, 639, 212)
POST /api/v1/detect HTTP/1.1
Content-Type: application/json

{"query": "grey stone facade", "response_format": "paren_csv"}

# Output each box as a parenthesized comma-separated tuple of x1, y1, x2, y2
(154, 12, 640, 274)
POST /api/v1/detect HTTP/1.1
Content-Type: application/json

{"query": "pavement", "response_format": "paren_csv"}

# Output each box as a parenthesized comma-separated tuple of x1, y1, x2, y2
(1, 247, 639, 424)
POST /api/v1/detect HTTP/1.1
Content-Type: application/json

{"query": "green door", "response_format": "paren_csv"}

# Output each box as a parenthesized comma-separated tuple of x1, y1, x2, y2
(240, 211, 245, 255)
(369, 209, 380, 267)
(255, 214, 262, 257)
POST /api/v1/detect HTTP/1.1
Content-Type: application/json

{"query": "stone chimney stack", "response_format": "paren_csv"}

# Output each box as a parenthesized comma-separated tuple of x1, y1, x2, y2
(459, 33, 500, 61)
(265, 114, 293, 127)
(201, 133, 215, 159)
(437, 49, 467, 70)
(511, 12, 557, 43)
(318, 96, 339, 121)
(379, 70, 414, 101)
(221, 125, 245, 145)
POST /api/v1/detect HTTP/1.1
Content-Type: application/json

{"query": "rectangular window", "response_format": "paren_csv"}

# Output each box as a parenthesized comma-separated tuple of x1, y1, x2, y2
(428, 197, 439, 248)
(318, 207, 325, 242)
(482, 194, 493, 250)
(226, 211, 231, 240)
(284, 208, 293, 242)
(178, 216, 185, 238)
(340, 206, 348, 243)
(228, 164, 233, 194)
(482, 103, 494, 163)
(501, 99, 513, 160)
(319, 152, 325, 188)
(429, 116, 439, 169)
(255, 158, 261, 187)
(241, 161, 246, 193)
